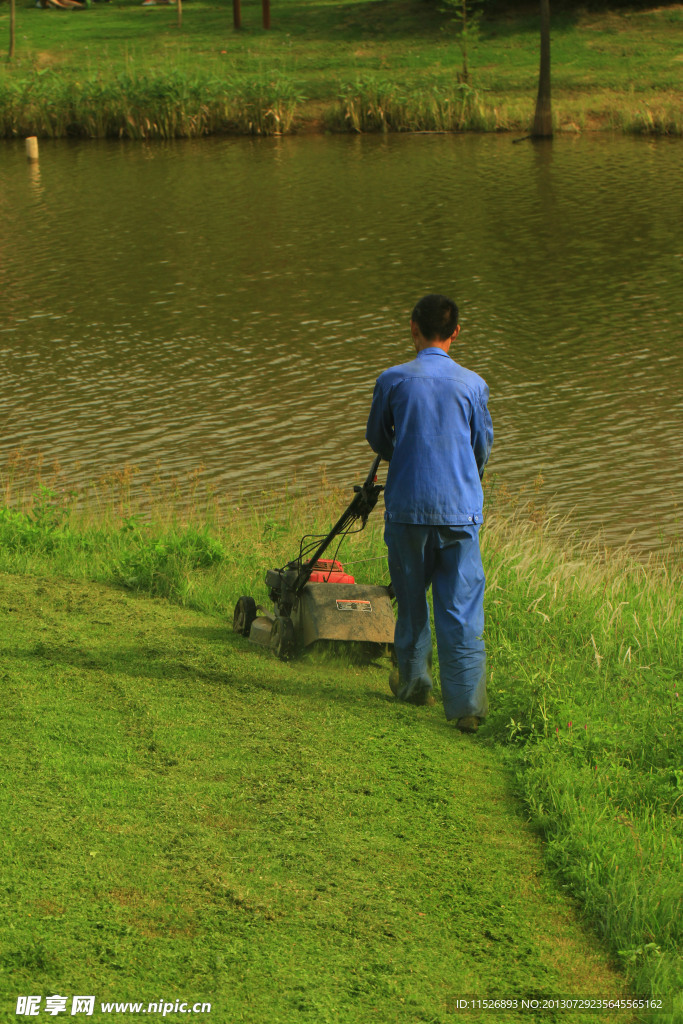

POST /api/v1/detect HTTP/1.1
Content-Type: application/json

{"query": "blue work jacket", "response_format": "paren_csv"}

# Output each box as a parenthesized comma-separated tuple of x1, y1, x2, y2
(365, 347, 493, 526)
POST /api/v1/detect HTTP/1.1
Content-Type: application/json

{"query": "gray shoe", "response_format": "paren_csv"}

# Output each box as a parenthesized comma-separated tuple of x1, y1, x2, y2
(389, 668, 435, 707)
(455, 715, 480, 733)
(410, 691, 436, 707)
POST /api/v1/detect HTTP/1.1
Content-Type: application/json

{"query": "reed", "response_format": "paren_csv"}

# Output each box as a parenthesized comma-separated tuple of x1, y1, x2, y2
(0, 68, 304, 139)
(331, 78, 493, 133)
(2, 68, 680, 139)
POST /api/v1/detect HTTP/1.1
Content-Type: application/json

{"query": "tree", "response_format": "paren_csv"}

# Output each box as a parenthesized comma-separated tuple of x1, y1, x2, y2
(9, 0, 16, 59)
(532, 0, 552, 137)
(233, 0, 271, 31)
(439, 0, 482, 84)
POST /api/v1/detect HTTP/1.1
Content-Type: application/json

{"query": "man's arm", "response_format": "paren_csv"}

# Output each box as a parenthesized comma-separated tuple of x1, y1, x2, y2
(365, 379, 395, 462)
(471, 386, 494, 479)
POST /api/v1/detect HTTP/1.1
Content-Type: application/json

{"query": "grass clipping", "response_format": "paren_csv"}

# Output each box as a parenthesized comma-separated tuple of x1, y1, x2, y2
(0, 462, 681, 1012)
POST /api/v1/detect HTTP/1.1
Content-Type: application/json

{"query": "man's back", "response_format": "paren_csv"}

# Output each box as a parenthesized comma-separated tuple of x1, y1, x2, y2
(366, 347, 493, 526)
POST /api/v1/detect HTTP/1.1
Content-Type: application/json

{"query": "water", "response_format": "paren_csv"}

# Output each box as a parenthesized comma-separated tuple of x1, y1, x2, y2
(0, 133, 681, 550)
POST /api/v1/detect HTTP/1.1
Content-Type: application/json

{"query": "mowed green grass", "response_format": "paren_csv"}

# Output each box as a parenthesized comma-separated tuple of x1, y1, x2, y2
(1, 573, 637, 1024)
(0, 462, 680, 1019)
(0, 0, 681, 134)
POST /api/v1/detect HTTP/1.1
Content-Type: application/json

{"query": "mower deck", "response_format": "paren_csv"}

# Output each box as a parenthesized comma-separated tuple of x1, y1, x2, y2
(293, 582, 394, 647)
(232, 456, 395, 661)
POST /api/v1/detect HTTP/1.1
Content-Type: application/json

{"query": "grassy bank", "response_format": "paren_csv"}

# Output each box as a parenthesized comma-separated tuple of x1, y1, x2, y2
(0, 460, 681, 1018)
(0, 0, 682, 137)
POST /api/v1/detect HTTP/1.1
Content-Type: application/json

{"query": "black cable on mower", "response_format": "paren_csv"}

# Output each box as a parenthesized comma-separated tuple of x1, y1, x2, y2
(275, 454, 383, 597)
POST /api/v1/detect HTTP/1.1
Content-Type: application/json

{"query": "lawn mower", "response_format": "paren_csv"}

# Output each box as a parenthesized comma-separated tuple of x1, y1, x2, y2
(232, 454, 395, 660)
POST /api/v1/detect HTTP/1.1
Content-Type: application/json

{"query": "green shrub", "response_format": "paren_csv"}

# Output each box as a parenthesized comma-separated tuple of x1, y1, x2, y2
(114, 524, 225, 600)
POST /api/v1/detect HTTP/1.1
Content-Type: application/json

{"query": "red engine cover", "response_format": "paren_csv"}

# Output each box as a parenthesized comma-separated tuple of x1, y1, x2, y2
(307, 559, 355, 584)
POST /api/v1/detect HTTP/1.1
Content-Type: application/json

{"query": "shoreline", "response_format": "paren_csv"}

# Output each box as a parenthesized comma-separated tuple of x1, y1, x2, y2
(1, 89, 680, 140)
(2, 2, 681, 140)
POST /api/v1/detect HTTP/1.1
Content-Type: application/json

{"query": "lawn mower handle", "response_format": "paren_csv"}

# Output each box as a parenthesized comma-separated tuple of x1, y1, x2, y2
(293, 454, 384, 595)
(360, 453, 383, 491)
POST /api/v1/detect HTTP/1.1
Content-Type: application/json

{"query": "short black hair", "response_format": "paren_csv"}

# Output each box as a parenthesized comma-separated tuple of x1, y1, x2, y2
(411, 294, 459, 342)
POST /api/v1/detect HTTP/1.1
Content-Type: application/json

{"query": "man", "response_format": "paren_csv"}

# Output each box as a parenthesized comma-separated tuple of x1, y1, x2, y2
(365, 294, 493, 733)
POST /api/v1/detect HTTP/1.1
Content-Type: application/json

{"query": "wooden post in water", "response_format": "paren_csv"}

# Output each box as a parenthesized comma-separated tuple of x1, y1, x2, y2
(26, 137, 39, 162)
(233, 0, 241, 30)
(262, 0, 270, 29)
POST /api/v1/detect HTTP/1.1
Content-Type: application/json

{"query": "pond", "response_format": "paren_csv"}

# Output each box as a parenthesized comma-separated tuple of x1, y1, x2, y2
(0, 133, 681, 551)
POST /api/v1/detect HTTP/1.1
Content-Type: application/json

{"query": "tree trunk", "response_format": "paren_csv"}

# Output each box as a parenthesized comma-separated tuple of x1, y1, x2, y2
(177, 0, 182, 30)
(233, 0, 241, 30)
(532, 0, 552, 137)
(9, 0, 16, 60)
(262, 0, 270, 29)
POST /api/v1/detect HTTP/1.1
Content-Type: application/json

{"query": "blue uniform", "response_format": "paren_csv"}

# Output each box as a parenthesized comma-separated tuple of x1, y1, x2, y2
(366, 347, 493, 719)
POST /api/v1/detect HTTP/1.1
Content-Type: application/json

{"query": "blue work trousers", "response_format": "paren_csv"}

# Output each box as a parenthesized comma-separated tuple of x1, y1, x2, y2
(384, 521, 488, 721)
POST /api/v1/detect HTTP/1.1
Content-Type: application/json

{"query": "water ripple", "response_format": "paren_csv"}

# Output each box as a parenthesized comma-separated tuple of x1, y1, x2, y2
(0, 135, 681, 550)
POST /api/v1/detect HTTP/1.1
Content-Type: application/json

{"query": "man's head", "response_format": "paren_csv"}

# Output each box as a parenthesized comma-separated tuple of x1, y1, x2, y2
(410, 294, 460, 352)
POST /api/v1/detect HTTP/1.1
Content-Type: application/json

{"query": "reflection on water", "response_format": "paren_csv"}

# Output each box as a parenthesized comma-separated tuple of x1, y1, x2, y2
(0, 134, 681, 550)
